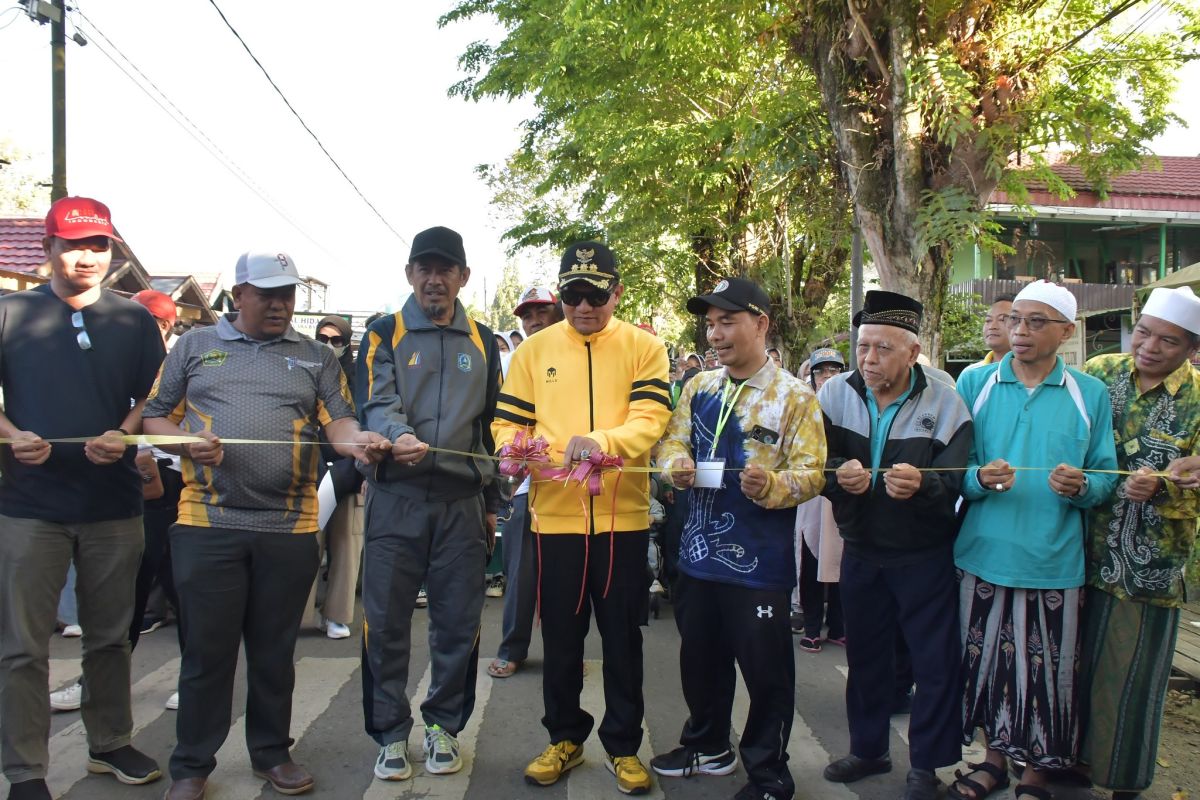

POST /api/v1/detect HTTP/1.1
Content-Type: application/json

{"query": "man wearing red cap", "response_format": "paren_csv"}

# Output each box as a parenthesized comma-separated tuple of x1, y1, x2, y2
(0, 197, 167, 798)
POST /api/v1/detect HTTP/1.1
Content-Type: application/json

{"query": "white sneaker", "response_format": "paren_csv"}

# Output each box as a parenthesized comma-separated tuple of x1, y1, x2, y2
(165, 691, 179, 710)
(415, 588, 428, 608)
(61, 624, 82, 638)
(423, 724, 462, 774)
(649, 580, 665, 595)
(50, 681, 82, 711)
(323, 619, 351, 640)
(374, 741, 412, 781)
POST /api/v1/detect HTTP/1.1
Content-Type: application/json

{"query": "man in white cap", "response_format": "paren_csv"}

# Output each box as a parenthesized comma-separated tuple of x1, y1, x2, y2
(144, 251, 389, 800)
(952, 280, 1118, 800)
(1076, 286, 1200, 800)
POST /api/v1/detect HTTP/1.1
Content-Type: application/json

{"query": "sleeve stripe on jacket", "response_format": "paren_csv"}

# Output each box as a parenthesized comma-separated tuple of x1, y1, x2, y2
(495, 408, 536, 427)
(630, 390, 671, 408)
(632, 378, 670, 392)
(497, 392, 535, 413)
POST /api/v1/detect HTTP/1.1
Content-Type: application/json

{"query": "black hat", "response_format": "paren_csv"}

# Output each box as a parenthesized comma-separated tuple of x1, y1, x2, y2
(852, 290, 923, 334)
(686, 277, 770, 316)
(409, 226, 467, 267)
(558, 241, 619, 291)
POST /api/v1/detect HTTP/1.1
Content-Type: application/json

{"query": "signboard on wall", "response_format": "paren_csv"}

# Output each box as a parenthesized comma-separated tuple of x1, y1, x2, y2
(291, 312, 351, 340)
(1058, 319, 1087, 368)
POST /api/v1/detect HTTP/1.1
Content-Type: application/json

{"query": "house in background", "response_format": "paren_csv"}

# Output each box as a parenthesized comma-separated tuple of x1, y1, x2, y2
(947, 155, 1200, 368)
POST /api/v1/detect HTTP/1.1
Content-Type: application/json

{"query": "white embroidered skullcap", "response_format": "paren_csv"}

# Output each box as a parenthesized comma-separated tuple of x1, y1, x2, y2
(1014, 279, 1076, 322)
(1141, 285, 1200, 335)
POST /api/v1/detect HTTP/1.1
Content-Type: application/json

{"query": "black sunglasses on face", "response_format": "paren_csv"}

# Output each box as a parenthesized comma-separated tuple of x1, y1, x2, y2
(316, 334, 346, 347)
(560, 286, 611, 307)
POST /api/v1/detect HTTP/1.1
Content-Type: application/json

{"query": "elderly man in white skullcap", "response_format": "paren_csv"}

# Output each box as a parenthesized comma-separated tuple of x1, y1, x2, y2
(1074, 285, 1200, 800)
(951, 280, 1119, 800)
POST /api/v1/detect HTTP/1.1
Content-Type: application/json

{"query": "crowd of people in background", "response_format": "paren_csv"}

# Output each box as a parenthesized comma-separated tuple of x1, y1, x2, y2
(0, 195, 1197, 800)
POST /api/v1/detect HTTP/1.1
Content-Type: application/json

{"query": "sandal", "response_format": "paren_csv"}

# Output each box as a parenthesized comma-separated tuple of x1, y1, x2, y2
(487, 658, 520, 678)
(947, 760, 1010, 800)
(1014, 784, 1052, 800)
(798, 637, 822, 653)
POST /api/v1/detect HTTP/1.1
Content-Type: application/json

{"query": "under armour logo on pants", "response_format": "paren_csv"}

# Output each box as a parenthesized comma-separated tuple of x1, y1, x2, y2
(756, 605, 773, 619)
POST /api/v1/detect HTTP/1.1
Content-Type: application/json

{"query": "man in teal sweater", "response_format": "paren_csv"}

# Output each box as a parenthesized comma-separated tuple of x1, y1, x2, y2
(951, 280, 1118, 800)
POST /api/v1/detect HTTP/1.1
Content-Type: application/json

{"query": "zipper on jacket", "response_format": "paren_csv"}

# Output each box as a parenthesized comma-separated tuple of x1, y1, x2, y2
(586, 340, 595, 534)
(428, 330, 444, 498)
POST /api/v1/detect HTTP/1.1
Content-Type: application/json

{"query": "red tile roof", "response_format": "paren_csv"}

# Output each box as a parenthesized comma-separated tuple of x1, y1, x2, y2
(0, 218, 48, 274)
(995, 156, 1200, 212)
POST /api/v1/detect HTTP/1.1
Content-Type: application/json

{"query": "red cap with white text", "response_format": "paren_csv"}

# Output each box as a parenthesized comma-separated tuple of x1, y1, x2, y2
(45, 196, 123, 242)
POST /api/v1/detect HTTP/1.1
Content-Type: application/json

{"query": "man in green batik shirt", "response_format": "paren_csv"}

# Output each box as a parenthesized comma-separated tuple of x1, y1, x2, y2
(1079, 285, 1200, 800)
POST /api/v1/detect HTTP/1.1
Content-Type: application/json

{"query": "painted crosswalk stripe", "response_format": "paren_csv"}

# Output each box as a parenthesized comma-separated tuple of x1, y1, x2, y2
(566, 659, 665, 800)
(0, 657, 181, 798)
(361, 658, 494, 800)
(210, 656, 358, 800)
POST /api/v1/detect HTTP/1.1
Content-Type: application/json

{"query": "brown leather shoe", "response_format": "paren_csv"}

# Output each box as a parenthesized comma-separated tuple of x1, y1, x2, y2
(252, 762, 314, 795)
(163, 777, 206, 800)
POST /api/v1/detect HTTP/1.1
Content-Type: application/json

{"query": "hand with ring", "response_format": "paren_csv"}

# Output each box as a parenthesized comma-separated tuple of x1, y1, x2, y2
(563, 435, 602, 467)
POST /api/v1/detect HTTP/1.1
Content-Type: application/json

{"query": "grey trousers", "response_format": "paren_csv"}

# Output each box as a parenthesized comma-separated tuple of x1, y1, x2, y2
(496, 494, 536, 663)
(0, 513, 143, 782)
(361, 489, 486, 745)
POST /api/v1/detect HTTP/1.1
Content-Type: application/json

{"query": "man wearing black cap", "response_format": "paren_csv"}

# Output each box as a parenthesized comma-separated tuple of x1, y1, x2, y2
(493, 241, 671, 795)
(356, 226, 503, 782)
(817, 290, 973, 800)
(653, 277, 826, 800)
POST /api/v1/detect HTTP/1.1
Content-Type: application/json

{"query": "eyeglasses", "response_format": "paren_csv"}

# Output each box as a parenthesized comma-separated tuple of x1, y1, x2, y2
(1005, 314, 1072, 332)
(560, 286, 611, 308)
(316, 334, 346, 347)
(71, 311, 92, 350)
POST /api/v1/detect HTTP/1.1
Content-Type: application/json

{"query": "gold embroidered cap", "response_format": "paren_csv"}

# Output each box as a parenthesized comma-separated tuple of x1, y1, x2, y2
(853, 290, 923, 334)
(558, 241, 619, 291)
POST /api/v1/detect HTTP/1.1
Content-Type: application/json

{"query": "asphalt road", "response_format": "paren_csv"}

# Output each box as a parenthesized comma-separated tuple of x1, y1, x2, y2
(5, 594, 1110, 800)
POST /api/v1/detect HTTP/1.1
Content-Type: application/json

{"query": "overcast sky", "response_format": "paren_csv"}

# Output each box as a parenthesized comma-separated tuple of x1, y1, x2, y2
(1, 2, 1196, 312)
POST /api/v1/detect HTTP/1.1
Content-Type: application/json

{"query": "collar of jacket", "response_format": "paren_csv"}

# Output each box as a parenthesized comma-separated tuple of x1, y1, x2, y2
(846, 362, 929, 402)
(997, 351, 1066, 386)
(561, 316, 620, 344)
(718, 356, 776, 390)
(400, 294, 472, 334)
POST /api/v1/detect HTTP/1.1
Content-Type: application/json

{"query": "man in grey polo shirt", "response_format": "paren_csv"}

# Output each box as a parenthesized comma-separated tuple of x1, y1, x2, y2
(144, 251, 388, 800)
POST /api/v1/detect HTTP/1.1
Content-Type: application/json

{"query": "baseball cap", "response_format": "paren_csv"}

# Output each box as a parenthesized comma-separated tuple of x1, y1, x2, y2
(132, 290, 178, 323)
(809, 347, 845, 370)
(513, 285, 557, 316)
(558, 241, 619, 291)
(686, 277, 770, 316)
(234, 251, 302, 288)
(409, 226, 467, 267)
(45, 196, 122, 242)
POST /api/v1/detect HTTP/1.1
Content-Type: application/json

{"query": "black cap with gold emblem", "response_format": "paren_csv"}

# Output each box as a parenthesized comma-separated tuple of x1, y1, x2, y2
(852, 290, 923, 334)
(558, 241, 619, 291)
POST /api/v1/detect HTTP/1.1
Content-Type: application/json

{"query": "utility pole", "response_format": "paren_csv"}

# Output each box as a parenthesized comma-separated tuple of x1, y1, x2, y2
(50, 0, 67, 200)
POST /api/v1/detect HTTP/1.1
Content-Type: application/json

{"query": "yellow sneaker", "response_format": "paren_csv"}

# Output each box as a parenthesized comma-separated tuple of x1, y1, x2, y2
(524, 741, 584, 786)
(606, 754, 652, 795)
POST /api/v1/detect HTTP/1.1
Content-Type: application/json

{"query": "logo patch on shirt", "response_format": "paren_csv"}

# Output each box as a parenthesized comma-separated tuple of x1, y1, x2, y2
(456, 353, 472, 372)
(285, 356, 322, 370)
(546, 366, 558, 383)
(915, 412, 937, 432)
(408, 351, 422, 367)
(200, 348, 228, 367)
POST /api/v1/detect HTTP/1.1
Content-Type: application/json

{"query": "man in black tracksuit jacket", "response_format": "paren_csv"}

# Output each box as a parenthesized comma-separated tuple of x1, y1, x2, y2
(816, 291, 973, 800)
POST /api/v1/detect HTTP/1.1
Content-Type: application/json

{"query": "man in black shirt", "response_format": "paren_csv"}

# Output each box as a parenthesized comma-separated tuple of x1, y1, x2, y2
(0, 197, 165, 800)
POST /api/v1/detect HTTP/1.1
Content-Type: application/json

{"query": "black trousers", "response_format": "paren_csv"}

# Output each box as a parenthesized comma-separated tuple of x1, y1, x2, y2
(799, 539, 843, 640)
(129, 464, 182, 650)
(674, 572, 795, 799)
(168, 524, 319, 779)
(839, 547, 962, 771)
(536, 531, 649, 757)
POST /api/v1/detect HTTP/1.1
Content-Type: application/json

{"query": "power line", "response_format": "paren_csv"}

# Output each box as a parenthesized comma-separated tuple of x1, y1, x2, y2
(204, 0, 408, 247)
(71, 9, 343, 263)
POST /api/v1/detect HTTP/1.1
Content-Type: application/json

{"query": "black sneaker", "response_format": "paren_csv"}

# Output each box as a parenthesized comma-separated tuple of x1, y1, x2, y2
(6, 779, 51, 800)
(86, 746, 162, 785)
(823, 753, 891, 783)
(733, 783, 790, 800)
(649, 746, 736, 777)
(140, 615, 169, 635)
(789, 611, 804, 634)
(903, 768, 940, 800)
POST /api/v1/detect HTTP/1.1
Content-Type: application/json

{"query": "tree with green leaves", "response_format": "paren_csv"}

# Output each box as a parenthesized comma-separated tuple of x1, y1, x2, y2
(787, 0, 1199, 353)
(0, 139, 50, 214)
(444, 0, 855, 356)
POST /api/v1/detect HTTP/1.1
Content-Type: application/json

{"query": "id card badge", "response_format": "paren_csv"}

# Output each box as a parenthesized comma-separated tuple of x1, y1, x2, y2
(694, 460, 725, 489)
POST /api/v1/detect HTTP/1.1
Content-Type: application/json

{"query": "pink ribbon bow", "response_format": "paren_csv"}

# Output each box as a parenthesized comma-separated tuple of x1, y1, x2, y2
(544, 449, 624, 497)
(498, 430, 551, 479)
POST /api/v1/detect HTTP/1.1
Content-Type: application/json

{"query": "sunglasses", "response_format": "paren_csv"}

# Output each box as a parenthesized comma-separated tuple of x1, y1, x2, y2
(316, 334, 346, 347)
(560, 286, 612, 308)
(71, 311, 92, 350)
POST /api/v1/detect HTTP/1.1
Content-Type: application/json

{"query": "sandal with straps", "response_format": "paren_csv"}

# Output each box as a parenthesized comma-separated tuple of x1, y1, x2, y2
(1014, 783, 1053, 800)
(487, 659, 520, 678)
(947, 760, 1010, 800)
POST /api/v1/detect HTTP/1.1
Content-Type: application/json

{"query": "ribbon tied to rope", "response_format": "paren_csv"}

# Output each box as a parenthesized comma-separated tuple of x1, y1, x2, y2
(543, 448, 625, 496)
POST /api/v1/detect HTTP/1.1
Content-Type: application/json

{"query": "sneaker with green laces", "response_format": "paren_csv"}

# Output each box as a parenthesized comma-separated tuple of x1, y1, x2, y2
(423, 724, 462, 774)
(606, 754, 652, 795)
(524, 741, 584, 786)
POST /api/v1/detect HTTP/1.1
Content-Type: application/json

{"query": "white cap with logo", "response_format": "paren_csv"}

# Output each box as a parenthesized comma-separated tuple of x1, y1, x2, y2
(1141, 285, 1200, 334)
(235, 251, 302, 288)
